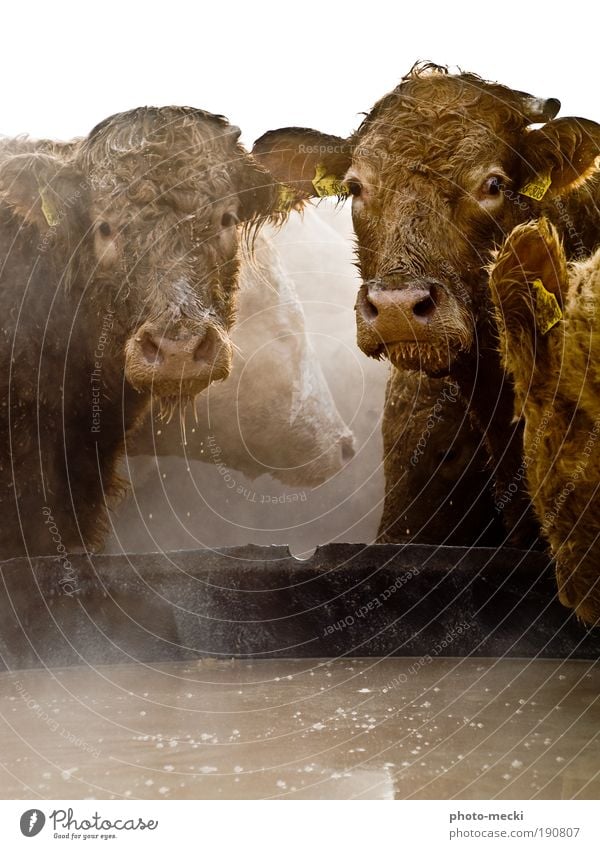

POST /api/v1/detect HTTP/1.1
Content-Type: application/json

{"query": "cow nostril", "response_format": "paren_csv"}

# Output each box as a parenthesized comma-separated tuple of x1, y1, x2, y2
(437, 448, 458, 464)
(341, 435, 355, 461)
(192, 331, 217, 363)
(412, 289, 438, 320)
(359, 287, 379, 320)
(363, 297, 379, 319)
(139, 332, 163, 365)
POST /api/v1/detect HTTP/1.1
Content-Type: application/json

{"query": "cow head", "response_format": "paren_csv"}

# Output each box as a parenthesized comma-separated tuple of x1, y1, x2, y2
(0, 107, 283, 407)
(253, 63, 600, 377)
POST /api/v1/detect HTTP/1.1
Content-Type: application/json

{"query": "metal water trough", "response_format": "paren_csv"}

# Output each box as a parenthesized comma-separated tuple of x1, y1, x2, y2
(0, 543, 598, 670)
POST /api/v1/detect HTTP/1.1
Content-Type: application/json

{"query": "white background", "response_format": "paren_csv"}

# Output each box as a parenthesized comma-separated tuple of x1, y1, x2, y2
(1, 0, 597, 146)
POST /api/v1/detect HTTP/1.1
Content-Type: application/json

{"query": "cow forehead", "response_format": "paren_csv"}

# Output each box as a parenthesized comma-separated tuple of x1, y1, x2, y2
(354, 75, 528, 175)
(360, 72, 529, 131)
(82, 142, 241, 215)
(355, 118, 518, 179)
(79, 107, 242, 182)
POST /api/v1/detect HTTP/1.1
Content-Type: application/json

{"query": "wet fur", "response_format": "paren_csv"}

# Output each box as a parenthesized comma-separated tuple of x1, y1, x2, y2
(0, 108, 281, 557)
(255, 63, 600, 546)
(490, 220, 600, 624)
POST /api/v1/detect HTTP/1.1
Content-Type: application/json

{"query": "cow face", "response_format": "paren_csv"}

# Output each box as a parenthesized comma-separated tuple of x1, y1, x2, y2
(0, 107, 281, 406)
(253, 64, 600, 378)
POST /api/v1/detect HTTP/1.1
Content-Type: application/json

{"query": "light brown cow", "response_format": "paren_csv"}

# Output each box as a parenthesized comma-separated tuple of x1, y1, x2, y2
(490, 218, 600, 624)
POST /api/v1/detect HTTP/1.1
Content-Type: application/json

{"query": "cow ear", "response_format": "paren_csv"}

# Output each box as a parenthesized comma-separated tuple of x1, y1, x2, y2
(495, 218, 568, 304)
(522, 117, 600, 197)
(0, 153, 82, 231)
(252, 128, 353, 204)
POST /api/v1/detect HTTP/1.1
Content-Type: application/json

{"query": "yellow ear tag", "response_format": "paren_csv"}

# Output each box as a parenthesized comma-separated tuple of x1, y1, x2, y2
(532, 278, 562, 334)
(277, 184, 296, 211)
(39, 187, 59, 226)
(312, 163, 349, 198)
(519, 173, 552, 201)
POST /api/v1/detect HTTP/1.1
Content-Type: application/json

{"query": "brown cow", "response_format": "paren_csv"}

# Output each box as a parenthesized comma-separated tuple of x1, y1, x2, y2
(253, 62, 600, 545)
(0, 107, 283, 557)
(490, 218, 600, 623)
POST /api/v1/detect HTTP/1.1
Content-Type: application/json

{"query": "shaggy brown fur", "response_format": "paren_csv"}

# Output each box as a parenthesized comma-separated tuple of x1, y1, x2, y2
(253, 63, 600, 545)
(377, 369, 503, 545)
(0, 108, 282, 557)
(490, 219, 600, 624)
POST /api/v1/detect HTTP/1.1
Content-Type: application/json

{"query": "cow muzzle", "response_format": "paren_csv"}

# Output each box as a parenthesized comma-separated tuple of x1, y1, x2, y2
(125, 321, 232, 398)
(356, 278, 444, 343)
(355, 277, 472, 373)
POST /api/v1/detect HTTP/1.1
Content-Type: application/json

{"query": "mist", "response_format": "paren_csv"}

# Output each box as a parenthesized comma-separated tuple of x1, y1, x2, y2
(106, 203, 388, 556)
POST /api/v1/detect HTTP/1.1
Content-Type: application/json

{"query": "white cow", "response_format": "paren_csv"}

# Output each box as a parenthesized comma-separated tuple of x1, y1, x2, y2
(128, 229, 355, 485)
(106, 205, 387, 554)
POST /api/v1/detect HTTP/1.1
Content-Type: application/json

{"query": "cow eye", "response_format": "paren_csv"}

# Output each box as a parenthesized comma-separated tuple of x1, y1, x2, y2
(97, 221, 112, 237)
(221, 212, 240, 228)
(481, 175, 504, 197)
(346, 179, 362, 198)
